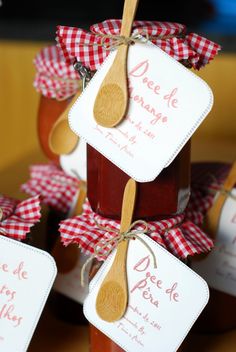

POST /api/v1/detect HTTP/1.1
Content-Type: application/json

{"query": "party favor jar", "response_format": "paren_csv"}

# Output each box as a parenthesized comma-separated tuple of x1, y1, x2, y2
(59, 197, 213, 351)
(56, 19, 220, 221)
(186, 162, 236, 333)
(22, 44, 89, 324)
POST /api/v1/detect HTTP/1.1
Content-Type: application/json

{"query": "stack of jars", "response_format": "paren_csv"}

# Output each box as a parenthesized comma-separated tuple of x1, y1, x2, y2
(56, 19, 220, 351)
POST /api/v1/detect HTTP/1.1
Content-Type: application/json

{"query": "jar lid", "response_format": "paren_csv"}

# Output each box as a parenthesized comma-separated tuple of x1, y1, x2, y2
(56, 19, 221, 71)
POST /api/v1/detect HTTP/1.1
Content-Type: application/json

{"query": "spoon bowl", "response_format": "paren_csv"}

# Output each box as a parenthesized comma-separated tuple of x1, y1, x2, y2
(93, 0, 139, 128)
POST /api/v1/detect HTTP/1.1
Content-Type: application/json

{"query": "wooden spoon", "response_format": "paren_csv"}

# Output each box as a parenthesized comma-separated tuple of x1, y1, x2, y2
(96, 178, 136, 322)
(49, 89, 82, 155)
(204, 161, 236, 239)
(52, 181, 87, 274)
(93, 0, 139, 128)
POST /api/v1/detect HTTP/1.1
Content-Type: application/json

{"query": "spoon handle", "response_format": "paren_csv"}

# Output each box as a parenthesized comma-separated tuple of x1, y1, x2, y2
(120, 178, 137, 232)
(205, 161, 236, 238)
(95, 179, 136, 322)
(120, 0, 140, 37)
(110, 178, 137, 271)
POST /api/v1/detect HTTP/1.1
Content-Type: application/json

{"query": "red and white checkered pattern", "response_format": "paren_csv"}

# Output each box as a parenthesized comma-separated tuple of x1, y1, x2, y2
(186, 162, 231, 227)
(0, 195, 41, 240)
(34, 45, 81, 100)
(56, 19, 220, 71)
(21, 163, 79, 213)
(59, 199, 213, 260)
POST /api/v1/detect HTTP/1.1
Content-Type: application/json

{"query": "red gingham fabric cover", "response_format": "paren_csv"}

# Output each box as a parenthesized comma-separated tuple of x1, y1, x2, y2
(186, 162, 231, 227)
(21, 164, 79, 213)
(59, 199, 213, 260)
(56, 19, 221, 71)
(0, 195, 41, 240)
(34, 45, 80, 100)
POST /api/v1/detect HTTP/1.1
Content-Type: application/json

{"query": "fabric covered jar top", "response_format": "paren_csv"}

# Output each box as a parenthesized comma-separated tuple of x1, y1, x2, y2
(34, 45, 81, 101)
(56, 19, 220, 71)
(0, 194, 41, 241)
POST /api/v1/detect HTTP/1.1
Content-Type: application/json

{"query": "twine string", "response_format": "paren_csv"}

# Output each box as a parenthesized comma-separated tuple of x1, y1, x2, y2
(81, 219, 157, 287)
(80, 30, 184, 51)
(208, 174, 236, 201)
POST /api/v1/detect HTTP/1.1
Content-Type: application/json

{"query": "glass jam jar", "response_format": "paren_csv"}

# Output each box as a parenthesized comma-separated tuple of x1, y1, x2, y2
(87, 141, 191, 220)
(37, 93, 87, 324)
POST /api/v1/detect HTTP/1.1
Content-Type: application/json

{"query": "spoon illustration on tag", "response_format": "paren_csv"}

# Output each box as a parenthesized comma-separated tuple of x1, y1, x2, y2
(93, 0, 139, 127)
(96, 178, 136, 322)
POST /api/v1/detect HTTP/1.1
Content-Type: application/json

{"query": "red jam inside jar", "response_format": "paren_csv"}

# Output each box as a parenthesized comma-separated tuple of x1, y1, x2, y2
(87, 141, 191, 220)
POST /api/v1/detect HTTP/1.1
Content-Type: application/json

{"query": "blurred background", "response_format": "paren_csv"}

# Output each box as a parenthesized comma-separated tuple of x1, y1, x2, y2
(0, 0, 236, 198)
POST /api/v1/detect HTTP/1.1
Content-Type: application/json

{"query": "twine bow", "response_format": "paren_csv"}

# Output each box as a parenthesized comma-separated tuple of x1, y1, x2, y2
(81, 219, 157, 287)
(85, 31, 181, 51)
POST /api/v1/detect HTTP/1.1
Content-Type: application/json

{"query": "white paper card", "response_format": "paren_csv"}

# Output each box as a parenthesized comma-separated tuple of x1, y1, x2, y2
(0, 236, 57, 352)
(69, 42, 213, 182)
(191, 188, 236, 297)
(60, 138, 87, 181)
(53, 250, 90, 304)
(84, 236, 209, 352)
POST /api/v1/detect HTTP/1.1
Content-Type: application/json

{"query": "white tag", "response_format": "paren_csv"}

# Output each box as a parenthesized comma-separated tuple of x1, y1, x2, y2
(0, 236, 57, 352)
(69, 42, 213, 182)
(84, 236, 209, 352)
(60, 138, 87, 181)
(191, 188, 236, 297)
(53, 250, 90, 304)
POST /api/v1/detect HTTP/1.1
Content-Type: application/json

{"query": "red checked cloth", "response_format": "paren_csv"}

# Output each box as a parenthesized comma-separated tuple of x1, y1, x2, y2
(56, 19, 220, 71)
(59, 199, 213, 260)
(0, 195, 41, 240)
(186, 162, 231, 227)
(21, 164, 79, 213)
(34, 45, 80, 100)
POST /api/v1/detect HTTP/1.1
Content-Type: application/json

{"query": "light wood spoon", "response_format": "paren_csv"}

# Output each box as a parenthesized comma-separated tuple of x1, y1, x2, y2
(96, 178, 136, 322)
(93, 0, 139, 128)
(49, 89, 82, 155)
(52, 181, 87, 274)
(204, 161, 236, 239)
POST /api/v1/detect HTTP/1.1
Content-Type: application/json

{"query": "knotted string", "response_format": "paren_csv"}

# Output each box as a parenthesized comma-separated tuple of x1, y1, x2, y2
(80, 30, 184, 51)
(81, 219, 157, 287)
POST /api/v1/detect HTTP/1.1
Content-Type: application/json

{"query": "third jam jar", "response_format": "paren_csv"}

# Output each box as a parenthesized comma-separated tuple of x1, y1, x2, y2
(34, 45, 87, 324)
